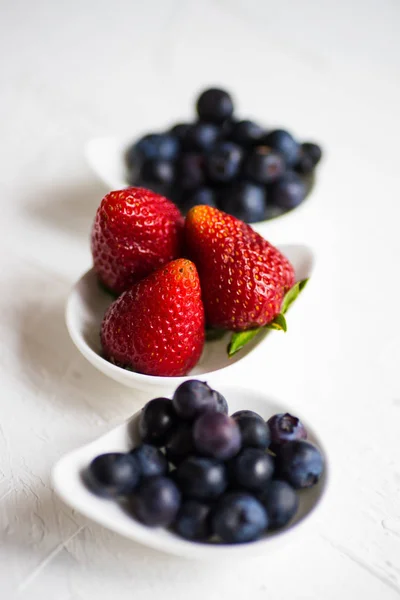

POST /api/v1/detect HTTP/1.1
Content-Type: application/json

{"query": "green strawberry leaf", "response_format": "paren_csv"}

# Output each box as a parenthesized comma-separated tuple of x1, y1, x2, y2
(227, 278, 309, 357)
(265, 313, 287, 332)
(205, 327, 227, 342)
(281, 278, 309, 314)
(227, 329, 262, 358)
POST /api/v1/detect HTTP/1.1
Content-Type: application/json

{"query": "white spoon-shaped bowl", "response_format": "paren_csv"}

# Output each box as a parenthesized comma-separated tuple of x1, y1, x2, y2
(52, 384, 328, 559)
(66, 244, 314, 395)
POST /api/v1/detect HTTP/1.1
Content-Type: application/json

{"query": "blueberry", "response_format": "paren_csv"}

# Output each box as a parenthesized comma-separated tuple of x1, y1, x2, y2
(268, 171, 307, 210)
(232, 413, 270, 449)
(276, 441, 324, 489)
(176, 153, 205, 190)
(193, 412, 241, 460)
(230, 120, 265, 147)
(294, 153, 314, 175)
(168, 184, 184, 206)
(262, 129, 299, 167)
(130, 444, 168, 478)
(127, 133, 179, 167)
(267, 413, 307, 448)
(176, 457, 227, 500)
(228, 447, 274, 492)
(139, 398, 177, 446)
(169, 123, 192, 144)
(84, 453, 140, 497)
(302, 142, 322, 165)
(182, 122, 219, 152)
(196, 88, 234, 124)
(213, 390, 228, 415)
(133, 158, 175, 195)
(173, 500, 211, 541)
(244, 146, 285, 184)
(257, 480, 299, 530)
(218, 181, 266, 223)
(211, 492, 268, 543)
(221, 117, 238, 138)
(130, 476, 181, 527)
(172, 380, 218, 421)
(206, 142, 243, 183)
(295, 142, 323, 175)
(231, 410, 264, 423)
(165, 424, 195, 466)
(180, 187, 217, 214)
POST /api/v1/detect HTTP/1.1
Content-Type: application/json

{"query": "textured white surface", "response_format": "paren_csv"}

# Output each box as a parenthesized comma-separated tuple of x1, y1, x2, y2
(0, 0, 400, 598)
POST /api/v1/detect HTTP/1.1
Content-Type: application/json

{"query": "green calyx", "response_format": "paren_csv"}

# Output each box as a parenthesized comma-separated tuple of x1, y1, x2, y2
(227, 278, 309, 358)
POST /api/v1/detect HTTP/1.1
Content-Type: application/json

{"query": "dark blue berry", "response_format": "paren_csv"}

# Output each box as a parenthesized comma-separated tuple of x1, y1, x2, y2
(172, 380, 218, 421)
(268, 171, 307, 210)
(130, 476, 181, 527)
(228, 447, 274, 492)
(176, 153, 205, 190)
(176, 457, 227, 500)
(139, 398, 177, 446)
(180, 187, 217, 214)
(294, 153, 314, 175)
(232, 413, 270, 449)
(135, 158, 175, 195)
(130, 444, 168, 478)
(221, 118, 238, 138)
(169, 123, 192, 144)
(206, 142, 243, 183)
(193, 412, 241, 460)
(165, 423, 195, 466)
(173, 500, 211, 540)
(212, 492, 268, 543)
(295, 142, 323, 175)
(257, 480, 299, 530)
(276, 441, 324, 489)
(262, 129, 299, 167)
(196, 88, 234, 124)
(231, 410, 264, 423)
(127, 133, 179, 166)
(230, 120, 265, 147)
(168, 184, 183, 206)
(267, 413, 307, 448)
(213, 390, 228, 414)
(85, 453, 140, 497)
(182, 122, 219, 152)
(244, 146, 285, 184)
(302, 142, 322, 165)
(218, 181, 266, 223)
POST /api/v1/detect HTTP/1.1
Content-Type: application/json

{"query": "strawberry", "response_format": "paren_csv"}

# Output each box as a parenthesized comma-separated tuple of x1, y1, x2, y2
(184, 205, 295, 332)
(91, 187, 184, 295)
(101, 259, 205, 377)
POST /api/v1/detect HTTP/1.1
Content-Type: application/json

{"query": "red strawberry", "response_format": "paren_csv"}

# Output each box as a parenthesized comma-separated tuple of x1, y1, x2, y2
(101, 259, 205, 377)
(91, 187, 184, 295)
(184, 205, 295, 331)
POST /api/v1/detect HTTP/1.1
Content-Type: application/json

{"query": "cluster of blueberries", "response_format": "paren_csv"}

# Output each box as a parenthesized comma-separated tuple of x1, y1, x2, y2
(125, 88, 322, 223)
(85, 380, 324, 544)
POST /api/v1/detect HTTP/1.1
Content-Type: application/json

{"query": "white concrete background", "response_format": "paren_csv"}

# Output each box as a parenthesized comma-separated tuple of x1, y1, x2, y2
(1, 0, 400, 598)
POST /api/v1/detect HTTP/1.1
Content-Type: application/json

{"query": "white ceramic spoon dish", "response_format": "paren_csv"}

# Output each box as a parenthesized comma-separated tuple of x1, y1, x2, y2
(66, 244, 314, 395)
(52, 385, 328, 559)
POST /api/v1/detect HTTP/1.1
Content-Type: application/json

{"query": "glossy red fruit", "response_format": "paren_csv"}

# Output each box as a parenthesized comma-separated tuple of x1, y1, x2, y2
(101, 259, 205, 377)
(91, 187, 184, 295)
(184, 205, 295, 331)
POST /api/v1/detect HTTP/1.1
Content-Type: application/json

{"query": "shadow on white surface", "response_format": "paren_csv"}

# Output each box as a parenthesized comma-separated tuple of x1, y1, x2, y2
(0, 482, 191, 591)
(15, 282, 148, 421)
(23, 179, 107, 241)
